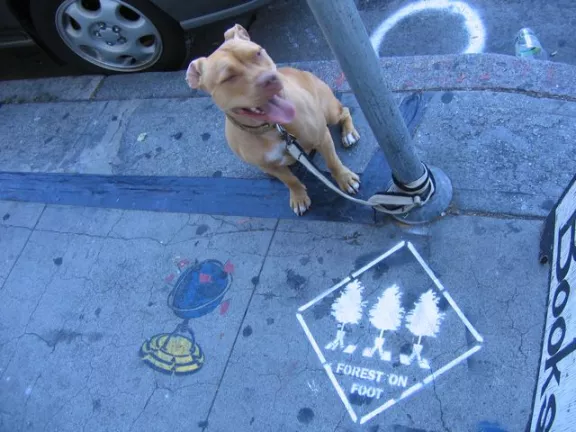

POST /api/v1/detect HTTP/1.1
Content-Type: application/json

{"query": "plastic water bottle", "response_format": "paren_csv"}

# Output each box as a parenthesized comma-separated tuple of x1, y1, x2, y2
(515, 28, 548, 60)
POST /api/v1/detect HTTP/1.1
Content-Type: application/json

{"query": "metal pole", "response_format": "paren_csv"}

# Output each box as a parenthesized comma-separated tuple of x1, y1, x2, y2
(306, 0, 452, 223)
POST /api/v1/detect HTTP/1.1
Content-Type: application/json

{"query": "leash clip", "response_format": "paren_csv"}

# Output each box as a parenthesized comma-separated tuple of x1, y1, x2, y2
(275, 124, 297, 144)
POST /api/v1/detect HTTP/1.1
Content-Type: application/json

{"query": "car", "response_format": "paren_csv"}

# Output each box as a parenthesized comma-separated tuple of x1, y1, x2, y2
(0, 0, 271, 74)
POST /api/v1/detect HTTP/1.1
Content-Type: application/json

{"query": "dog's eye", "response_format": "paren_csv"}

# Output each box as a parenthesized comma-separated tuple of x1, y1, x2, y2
(256, 49, 264, 57)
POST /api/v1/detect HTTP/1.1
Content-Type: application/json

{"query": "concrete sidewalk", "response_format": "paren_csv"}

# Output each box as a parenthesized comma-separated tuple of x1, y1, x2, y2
(0, 201, 547, 432)
(0, 54, 574, 431)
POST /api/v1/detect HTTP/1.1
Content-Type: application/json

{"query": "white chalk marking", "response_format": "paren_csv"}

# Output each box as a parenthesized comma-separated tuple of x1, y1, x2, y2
(400, 382, 423, 399)
(442, 291, 484, 343)
(343, 345, 357, 354)
(298, 241, 485, 425)
(307, 380, 319, 393)
(405, 289, 445, 339)
(330, 280, 365, 324)
(300, 242, 405, 314)
(401, 288, 445, 369)
(407, 242, 484, 343)
(388, 374, 408, 388)
(336, 363, 386, 383)
(370, 0, 486, 55)
(406, 242, 446, 291)
(368, 284, 405, 331)
(351, 241, 406, 279)
(360, 346, 481, 424)
(403, 225, 431, 237)
(426, 344, 482, 383)
(298, 277, 351, 312)
(360, 399, 398, 424)
(326, 280, 366, 350)
(296, 313, 327, 365)
(351, 383, 384, 399)
(324, 363, 358, 423)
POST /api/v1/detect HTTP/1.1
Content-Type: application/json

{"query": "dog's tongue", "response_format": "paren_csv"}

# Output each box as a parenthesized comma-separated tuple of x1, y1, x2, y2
(262, 95, 295, 124)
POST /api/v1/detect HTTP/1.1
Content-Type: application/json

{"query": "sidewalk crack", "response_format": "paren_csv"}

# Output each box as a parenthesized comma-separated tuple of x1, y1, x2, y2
(200, 219, 280, 431)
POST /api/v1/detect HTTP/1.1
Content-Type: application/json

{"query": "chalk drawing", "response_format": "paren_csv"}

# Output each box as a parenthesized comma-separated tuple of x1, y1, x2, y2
(351, 383, 385, 399)
(325, 280, 366, 351)
(308, 380, 319, 393)
(297, 241, 483, 424)
(400, 289, 445, 369)
(140, 259, 233, 375)
(363, 284, 405, 361)
(370, 0, 486, 55)
(388, 374, 408, 387)
(343, 344, 358, 354)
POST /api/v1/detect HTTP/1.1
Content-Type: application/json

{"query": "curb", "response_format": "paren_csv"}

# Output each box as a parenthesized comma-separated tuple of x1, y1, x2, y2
(305, 53, 576, 101)
(1, 53, 576, 104)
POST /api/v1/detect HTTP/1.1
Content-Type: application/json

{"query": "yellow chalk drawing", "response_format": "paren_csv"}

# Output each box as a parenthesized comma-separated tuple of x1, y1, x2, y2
(140, 326, 204, 375)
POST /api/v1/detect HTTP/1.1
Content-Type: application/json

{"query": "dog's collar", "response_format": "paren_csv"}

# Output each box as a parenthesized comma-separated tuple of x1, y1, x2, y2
(225, 113, 277, 135)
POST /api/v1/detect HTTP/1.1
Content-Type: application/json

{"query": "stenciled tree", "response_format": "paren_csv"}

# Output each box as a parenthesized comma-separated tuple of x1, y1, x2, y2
(325, 279, 366, 351)
(362, 284, 405, 361)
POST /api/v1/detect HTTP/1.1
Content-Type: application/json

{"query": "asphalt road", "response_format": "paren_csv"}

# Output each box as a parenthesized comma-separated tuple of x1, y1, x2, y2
(1, 0, 575, 80)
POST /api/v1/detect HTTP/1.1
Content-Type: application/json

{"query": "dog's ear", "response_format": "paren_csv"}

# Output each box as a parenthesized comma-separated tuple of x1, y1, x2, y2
(185, 58, 206, 89)
(224, 24, 250, 41)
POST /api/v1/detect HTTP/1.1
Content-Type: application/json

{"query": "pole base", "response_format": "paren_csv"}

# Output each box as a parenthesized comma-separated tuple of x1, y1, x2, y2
(390, 165, 453, 225)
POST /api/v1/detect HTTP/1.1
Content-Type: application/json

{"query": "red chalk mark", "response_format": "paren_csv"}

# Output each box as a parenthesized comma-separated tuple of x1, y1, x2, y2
(335, 72, 346, 87)
(199, 273, 212, 283)
(220, 299, 230, 315)
(402, 80, 415, 89)
(224, 261, 234, 274)
(479, 72, 491, 81)
(238, 218, 250, 225)
(164, 273, 175, 283)
(456, 74, 466, 83)
(219, 332, 225, 340)
(177, 259, 190, 268)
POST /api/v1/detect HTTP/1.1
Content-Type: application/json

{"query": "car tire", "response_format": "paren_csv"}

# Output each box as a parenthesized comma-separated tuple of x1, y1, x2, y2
(30, 0, 186, 74)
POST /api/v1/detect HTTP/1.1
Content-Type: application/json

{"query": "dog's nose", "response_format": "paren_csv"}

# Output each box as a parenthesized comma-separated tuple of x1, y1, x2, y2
(258, 72, 280, 88)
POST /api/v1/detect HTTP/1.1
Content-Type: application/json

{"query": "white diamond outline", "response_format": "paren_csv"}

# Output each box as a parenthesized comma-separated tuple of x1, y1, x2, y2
(296, 241, 484, 424)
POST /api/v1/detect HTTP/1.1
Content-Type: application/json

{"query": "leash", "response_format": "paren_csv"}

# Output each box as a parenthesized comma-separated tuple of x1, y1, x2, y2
(276, 124, 435, 215)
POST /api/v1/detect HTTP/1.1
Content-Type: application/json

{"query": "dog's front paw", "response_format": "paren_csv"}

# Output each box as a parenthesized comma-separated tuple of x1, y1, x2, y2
(290, 191, 311, 216)
(335, 169, 361, 195)
(342, 129, 360, 148)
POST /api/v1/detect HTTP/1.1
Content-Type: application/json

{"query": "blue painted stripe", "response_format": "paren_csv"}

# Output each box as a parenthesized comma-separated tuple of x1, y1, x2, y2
(0, 92, 431, 223)
(0, 171, 378, 223)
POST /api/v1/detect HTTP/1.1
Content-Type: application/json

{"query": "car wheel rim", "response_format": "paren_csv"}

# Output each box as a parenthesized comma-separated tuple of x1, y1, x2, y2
(55, 0, 163, 72)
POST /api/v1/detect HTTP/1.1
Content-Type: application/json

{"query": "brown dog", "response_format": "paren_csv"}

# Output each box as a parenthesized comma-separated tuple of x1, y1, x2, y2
(186, 24, 360, 215)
